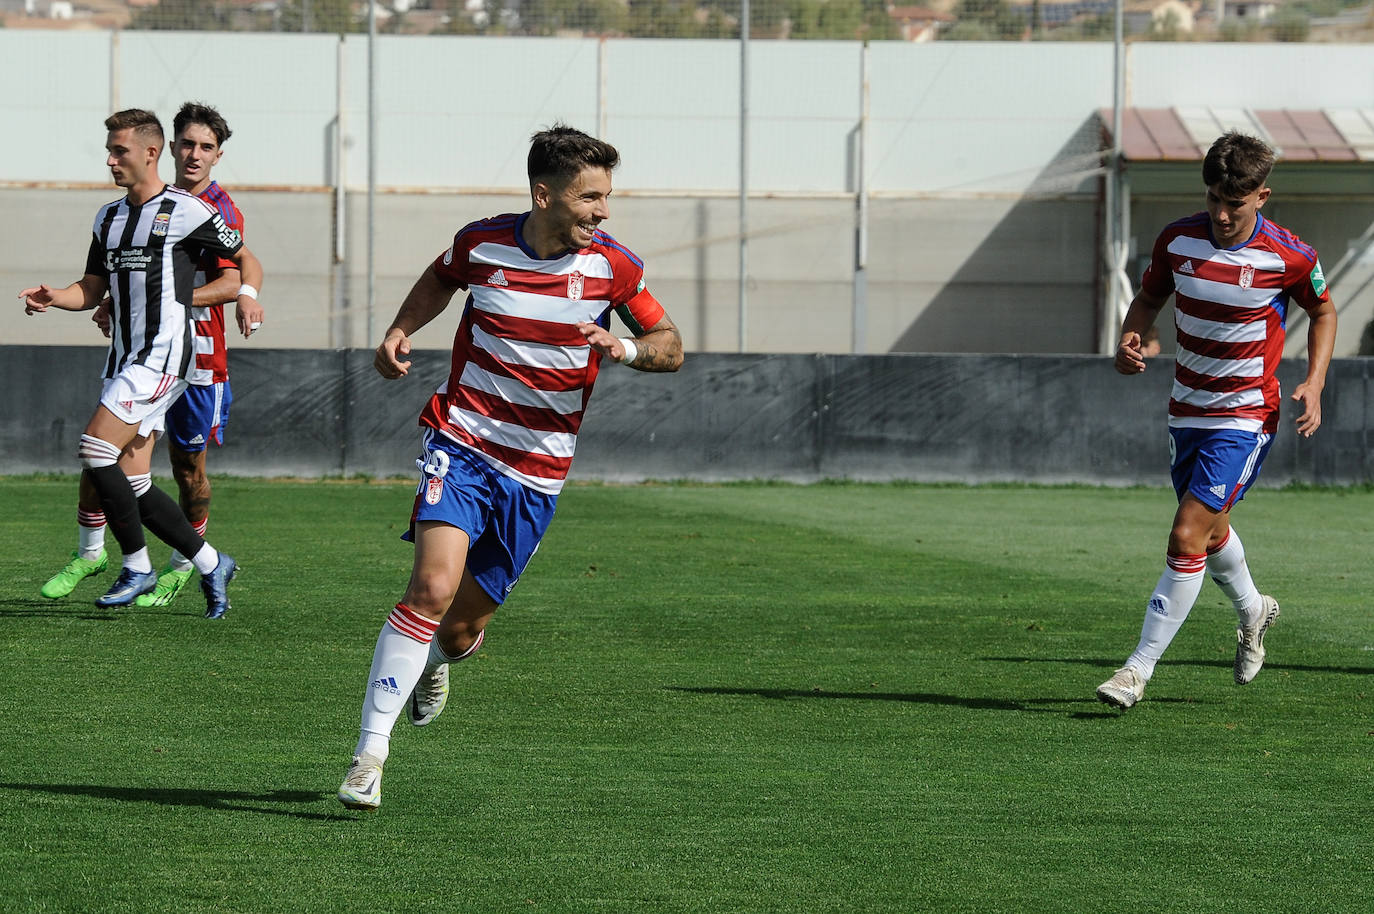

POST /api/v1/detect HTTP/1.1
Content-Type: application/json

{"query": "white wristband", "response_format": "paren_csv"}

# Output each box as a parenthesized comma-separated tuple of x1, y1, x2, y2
(618, 338, 639, 365)
(237, 284, 259, 300)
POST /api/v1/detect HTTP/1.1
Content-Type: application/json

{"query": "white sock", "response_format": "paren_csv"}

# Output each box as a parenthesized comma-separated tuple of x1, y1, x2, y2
(191, 544, 220, 575)
(355, 604, 440, 763)
(123, 547, 153, 574)
(78, 513, 107, 559)
(171, 517, 208, 572)
(1125, 553, 1207, 680)
(1207, 527, 1262, 623)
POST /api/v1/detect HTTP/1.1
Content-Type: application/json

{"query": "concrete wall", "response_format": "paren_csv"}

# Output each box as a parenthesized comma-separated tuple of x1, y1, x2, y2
(5, 346, 1370, 487)
(3, 34, 1371, 356)
(0, 187, 1100, 355)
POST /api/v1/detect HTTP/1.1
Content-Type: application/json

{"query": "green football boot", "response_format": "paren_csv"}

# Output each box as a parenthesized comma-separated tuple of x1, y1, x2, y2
(135, 566, 196, 608)
(40, 549, 109, 599)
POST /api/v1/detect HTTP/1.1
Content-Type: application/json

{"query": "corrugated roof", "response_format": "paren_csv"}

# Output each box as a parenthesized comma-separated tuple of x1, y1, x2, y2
(1099, 107, 1374, 162)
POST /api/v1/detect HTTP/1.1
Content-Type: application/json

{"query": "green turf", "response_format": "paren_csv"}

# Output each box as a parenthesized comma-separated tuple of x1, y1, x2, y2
(1, 478, 1372, 913)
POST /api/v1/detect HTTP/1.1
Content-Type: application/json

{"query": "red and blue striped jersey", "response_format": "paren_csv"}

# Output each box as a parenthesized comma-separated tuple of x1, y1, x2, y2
(1142, 212, 1330, 435)
(188, 181, 244, 385)
(417, 212, 665, 495)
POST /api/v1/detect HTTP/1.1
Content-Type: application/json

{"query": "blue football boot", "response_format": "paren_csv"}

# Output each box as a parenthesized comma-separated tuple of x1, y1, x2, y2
(200, 553, 238, 620)
(94, 567, 158, 608)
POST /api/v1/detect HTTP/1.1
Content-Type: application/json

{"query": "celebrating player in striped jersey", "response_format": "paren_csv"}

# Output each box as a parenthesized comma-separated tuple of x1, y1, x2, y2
(39, 102, 262, 612)
(1096, 131, 1337, 710)
(19, 109, 265, 618)
(338, 125, 684, 810)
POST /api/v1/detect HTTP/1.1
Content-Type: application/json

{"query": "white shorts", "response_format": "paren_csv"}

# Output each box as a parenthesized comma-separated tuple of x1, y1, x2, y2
(100, 364, 188, 438)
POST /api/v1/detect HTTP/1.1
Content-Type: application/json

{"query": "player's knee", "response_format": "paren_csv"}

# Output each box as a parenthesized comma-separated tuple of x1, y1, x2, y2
(78, 435, 121, 469)
(404, 575, 460, 618)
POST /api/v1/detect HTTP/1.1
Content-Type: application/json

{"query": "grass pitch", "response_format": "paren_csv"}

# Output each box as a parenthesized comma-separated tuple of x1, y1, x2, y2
(1, 477, 1372, 913)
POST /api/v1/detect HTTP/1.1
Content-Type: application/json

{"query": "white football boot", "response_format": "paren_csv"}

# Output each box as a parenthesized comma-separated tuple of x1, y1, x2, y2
(406, 663, 450, 727)
(1235, 595, 1280, 685)
(1096, 666, 1146, 710)
(338, 753, 384, 811)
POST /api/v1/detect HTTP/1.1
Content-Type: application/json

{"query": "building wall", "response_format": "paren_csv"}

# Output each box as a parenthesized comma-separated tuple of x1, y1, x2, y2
(2, 34, 1371, 356)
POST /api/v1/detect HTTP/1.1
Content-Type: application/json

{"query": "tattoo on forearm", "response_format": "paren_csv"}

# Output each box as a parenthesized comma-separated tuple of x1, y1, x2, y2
(626, 327, 682, 372)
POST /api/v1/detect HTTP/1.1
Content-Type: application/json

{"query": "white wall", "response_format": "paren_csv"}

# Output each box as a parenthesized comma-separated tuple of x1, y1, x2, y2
(2, 34, 1371, 356)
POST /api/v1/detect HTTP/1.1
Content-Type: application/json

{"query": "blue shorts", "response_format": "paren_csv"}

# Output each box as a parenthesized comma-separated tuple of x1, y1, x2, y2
(1169, 427, 1273, 512)
(404, 430, 558, 605)
(165, 381, 232, 452)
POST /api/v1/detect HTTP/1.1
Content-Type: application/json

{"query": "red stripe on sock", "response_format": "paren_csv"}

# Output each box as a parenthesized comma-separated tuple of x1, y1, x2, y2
(1207, 530, 1231, 556)
(192, 516, 209, 537)
(386, 602, 439, 643)
(78, 510, 106, 528)
(1166, 552, 1207, 574)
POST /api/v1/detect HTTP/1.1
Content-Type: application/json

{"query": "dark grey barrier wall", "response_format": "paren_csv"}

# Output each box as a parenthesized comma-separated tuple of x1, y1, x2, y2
(3, 345, 1371, 486)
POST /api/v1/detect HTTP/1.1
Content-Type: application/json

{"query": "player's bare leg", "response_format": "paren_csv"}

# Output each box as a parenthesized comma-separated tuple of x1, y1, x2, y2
(408, 570, 496, 727)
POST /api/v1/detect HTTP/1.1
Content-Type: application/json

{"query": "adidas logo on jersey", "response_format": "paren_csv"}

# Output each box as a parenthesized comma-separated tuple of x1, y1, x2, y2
(1178, 260, 1195, 275)
(189, 434, 206, 446)
(1210, 484, 1227, 499)
(488, 269, 509, 287)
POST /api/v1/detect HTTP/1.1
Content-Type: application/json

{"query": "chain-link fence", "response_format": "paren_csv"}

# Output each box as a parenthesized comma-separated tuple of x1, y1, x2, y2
(33, 0, 1374, 43)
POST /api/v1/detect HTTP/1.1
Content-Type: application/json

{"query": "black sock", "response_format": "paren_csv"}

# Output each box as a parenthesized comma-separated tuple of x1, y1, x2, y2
(137, 484, 206, 561)
(86, 464, 145, 555)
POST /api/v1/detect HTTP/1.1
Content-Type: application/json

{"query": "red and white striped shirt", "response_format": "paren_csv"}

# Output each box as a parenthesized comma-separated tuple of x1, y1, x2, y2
(188, 181, 244, 386)
(1142, 212, 1330, 435)
(418, 212, 665, 495)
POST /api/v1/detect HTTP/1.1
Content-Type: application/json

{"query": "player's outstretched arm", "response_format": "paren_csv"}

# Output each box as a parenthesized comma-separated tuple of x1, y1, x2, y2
(19, 275, 107, 315)
(1292, 297, 1337, 438)
(374, 265, 459, 380)
(577, 314, 684, 372)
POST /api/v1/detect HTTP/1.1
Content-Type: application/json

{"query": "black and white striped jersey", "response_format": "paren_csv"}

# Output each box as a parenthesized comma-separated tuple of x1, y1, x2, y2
(84, 184, 244, 380)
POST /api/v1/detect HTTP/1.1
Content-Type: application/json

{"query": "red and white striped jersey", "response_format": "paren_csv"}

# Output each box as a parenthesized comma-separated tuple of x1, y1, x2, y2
(1142, 212, 1331, 435)
(418, 212, 666, 495)
(187, 181, 244, 386)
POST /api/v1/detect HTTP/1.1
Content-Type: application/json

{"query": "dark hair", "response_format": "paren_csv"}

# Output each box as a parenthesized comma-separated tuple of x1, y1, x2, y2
(527, 124, 619, 185)
(104, 108, 164, 147)
(173, 101, 232, 147)
(1202, 131, 1274, 197)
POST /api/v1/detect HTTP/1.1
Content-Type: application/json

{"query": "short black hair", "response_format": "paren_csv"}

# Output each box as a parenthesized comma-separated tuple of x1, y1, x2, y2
(1202, 131, 1274, 198)
(173, 101, 232, 147)
(105, 108, 164, 147)
(527, 124, 619, 186)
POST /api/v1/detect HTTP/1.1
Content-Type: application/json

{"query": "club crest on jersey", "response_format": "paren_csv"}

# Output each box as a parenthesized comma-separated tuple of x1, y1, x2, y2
(567, 271, 584, 301)
(151, 213, 171, 237)
(1239, 263, 1254, 289)
(425, 475, 444, 505)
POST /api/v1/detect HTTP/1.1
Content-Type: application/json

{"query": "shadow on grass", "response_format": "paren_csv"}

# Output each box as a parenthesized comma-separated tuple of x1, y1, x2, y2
(0, 782, 345, 821)
(980, 656, 1374, 676)
(0, 600, 203, 620)
(664, 685, 1178, 717)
